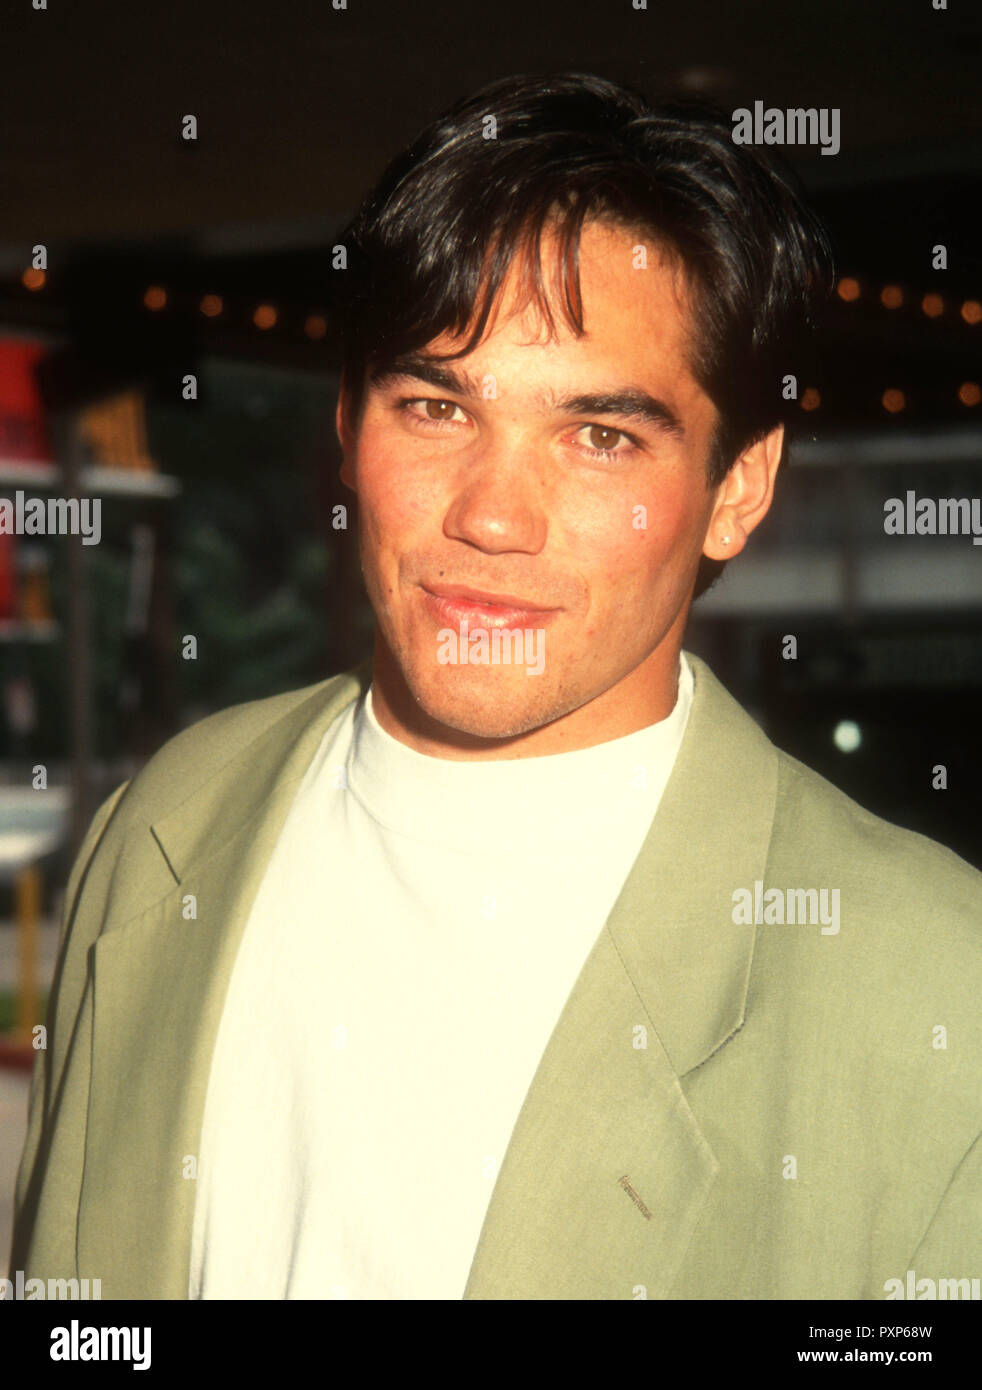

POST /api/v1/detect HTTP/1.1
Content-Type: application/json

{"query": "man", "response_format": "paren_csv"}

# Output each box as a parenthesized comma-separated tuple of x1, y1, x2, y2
(11, 72, 982, 1301)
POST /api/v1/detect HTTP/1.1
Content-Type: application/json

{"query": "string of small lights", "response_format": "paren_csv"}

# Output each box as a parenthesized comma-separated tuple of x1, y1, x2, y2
(9, 268, 982, 412)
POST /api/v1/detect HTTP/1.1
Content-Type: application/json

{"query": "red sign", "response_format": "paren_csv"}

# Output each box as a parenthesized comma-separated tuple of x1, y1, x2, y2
(0, 339, 53, 462)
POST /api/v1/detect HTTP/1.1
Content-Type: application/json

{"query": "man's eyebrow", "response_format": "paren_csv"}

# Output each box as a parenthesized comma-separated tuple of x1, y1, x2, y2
(553, 390, 685, 439)
(369, 354, 483, 399)
(369, 354, 685, 439)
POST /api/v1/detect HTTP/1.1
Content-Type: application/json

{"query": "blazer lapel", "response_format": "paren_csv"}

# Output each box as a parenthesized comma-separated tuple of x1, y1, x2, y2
(464, 654, 778, 1299)
(76, 663, 371, 1298)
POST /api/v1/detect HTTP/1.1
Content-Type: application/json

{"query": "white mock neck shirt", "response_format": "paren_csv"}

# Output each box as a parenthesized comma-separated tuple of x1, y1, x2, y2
(189, 653, 694, 1299)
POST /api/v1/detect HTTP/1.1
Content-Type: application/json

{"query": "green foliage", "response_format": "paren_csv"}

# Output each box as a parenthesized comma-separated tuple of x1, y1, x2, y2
(0, 988, 48, 1036)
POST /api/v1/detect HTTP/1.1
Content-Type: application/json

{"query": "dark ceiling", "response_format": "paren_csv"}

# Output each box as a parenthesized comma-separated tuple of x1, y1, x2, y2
(1, 0, 981, 255)
(1, 0, 980, 423)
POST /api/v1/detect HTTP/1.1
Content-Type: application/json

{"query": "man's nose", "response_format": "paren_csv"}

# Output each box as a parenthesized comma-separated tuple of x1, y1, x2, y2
(441, 440, 549, 555)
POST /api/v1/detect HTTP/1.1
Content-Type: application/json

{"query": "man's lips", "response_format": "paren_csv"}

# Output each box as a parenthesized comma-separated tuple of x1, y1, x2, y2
(419, 583, 561, 630)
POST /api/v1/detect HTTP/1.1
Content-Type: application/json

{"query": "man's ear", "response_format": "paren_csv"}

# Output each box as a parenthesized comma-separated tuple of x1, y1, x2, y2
(702, 423, 783, 562)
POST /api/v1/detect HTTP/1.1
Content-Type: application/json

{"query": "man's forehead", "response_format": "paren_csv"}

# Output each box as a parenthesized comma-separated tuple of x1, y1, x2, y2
(362, 218, 707, 419)
(445, 229, 690, 369)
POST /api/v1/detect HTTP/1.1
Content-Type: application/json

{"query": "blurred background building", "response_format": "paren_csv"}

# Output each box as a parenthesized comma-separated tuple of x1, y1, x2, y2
(1, 0, 981, 1266)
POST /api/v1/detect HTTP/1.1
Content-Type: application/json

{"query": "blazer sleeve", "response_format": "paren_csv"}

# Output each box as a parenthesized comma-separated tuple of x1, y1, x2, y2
(8, 782, 130, 1276)
(904, 1128, 982, 1279)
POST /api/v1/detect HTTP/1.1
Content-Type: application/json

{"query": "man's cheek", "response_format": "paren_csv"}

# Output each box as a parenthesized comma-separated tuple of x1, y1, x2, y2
(368, 468, 442, 529)
(642, 510, 707, 577)
(361, 486, 423, 549)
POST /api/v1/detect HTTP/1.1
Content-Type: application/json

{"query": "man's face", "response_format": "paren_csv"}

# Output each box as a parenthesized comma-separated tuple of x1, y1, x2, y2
(338, 220, 740, 754)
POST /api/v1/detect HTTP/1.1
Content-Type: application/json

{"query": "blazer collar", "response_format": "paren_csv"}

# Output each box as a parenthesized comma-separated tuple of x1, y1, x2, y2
(608, 650, 778, 1078)
(149, 655, 374, 884)
(77, 651, 777, 1298)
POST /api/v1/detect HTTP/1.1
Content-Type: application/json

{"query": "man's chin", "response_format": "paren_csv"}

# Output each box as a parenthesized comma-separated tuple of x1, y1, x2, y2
(407, 668, 564, 744)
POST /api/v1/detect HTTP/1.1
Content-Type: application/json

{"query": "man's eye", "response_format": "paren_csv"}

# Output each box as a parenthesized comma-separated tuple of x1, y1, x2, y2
(403, 397, 468, 424)
(576, 424, 637, 456)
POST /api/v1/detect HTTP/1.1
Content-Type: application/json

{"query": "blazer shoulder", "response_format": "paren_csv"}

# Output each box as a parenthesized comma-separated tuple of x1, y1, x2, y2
(773, 743, 982, 940)
(110, 667, 365, 827)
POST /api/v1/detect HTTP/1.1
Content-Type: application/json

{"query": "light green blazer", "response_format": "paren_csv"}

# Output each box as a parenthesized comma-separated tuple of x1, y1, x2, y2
(10, 654, 982, 1299)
